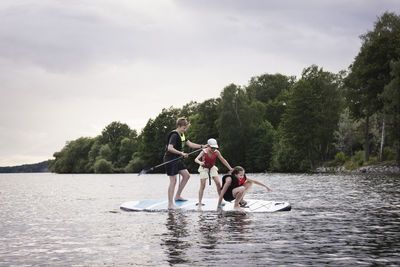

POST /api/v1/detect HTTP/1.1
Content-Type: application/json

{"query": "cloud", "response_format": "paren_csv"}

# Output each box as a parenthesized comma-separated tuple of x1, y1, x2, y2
(2, 0, 398, 74)
(0, 1, 188, 71)
(0, 0, 399, 165)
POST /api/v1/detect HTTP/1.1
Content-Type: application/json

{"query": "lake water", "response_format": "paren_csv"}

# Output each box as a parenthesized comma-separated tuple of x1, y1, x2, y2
(0, 172, 399, 266)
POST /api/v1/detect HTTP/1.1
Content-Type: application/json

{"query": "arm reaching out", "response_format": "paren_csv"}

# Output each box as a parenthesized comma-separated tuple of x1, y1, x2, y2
(186, 140, 205, 149)
(246, 178, 274, 192)
(216, 151, 233, 173)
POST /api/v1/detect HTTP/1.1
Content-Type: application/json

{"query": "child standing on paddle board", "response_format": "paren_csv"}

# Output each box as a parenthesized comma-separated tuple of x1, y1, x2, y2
(164, 117, 207, 210)
(194, 138, 233, 210)
(217, 166, 273, 212)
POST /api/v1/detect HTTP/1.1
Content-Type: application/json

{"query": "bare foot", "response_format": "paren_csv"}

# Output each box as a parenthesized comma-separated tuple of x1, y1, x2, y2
(174, 197, 188, 201)
(168, 205, 180, 210)
(197, 206, 203, 211)
(234, 206, 245, 212)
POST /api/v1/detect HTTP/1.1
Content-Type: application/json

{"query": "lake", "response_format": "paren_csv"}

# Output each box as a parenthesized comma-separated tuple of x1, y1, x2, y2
(0, 172, 399, 266)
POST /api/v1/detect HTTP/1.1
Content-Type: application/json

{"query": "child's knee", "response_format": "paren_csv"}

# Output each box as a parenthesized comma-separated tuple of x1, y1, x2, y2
(232, 187, 245, 198)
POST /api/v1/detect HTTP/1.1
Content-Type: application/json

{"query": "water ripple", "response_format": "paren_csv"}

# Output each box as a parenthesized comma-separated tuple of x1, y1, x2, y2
(0, 173, 399, 266)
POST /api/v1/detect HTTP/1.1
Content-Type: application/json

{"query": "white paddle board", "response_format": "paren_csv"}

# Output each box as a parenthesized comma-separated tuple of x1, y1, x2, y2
(120, 198, 291, 212)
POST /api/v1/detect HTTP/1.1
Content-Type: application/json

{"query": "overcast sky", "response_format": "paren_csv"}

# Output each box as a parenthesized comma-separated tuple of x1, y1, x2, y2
(0, 0, 399, 166)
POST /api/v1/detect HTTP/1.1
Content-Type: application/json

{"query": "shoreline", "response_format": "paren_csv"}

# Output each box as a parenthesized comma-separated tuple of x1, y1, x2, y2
(316, 164, 400, 174)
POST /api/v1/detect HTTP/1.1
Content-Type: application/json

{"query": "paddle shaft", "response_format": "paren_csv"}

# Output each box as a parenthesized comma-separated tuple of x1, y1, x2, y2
(140, 148, 203, 174)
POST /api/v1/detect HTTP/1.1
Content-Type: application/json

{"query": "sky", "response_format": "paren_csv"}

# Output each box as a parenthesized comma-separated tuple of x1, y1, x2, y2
(0, 0, 399, 166)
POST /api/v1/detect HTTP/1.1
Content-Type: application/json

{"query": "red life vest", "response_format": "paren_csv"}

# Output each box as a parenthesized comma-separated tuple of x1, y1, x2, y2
(203, 150, 217, 169)
(238, 174, 246, 186)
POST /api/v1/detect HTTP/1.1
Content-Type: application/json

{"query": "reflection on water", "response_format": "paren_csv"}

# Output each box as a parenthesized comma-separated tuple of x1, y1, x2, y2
(197, 213, 223, 250)
(222, 213, 252, 240)
(162, 211, 191, 265)
(0, 173, 399, 266)
(161, 211, 254, 266)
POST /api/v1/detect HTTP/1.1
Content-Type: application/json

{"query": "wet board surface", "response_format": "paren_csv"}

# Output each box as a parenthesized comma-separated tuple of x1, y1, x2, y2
(120, 198, 291, 212)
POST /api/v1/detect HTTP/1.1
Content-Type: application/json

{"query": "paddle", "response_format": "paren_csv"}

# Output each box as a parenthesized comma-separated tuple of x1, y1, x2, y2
(138, 148, 203, 175)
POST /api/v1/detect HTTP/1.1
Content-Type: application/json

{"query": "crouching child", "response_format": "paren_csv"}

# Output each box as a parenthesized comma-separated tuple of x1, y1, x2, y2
(217, 166, 273, 212)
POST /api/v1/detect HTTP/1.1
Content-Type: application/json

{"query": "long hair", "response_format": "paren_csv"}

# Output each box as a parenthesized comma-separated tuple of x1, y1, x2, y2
(232, 166, 244, 175)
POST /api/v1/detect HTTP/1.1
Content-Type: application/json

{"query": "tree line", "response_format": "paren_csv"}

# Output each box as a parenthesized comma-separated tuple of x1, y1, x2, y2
(0, 161, 50, 173)
(50, 12, 400, 174)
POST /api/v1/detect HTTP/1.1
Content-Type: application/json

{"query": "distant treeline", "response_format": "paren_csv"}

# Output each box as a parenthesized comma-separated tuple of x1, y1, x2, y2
(0, 161, 51, 173)
(50, 12, 400, 174)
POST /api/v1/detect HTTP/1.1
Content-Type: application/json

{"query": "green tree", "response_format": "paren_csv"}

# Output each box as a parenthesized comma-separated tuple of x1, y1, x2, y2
(50, 137, 94, 173)
(333, 108, 363, 156)
(135, 104, 203, 173)
(136, 107, 181, 172)
(125, 151, 146, 173)
(99, 144, 112, 161)
(278, 80, 320, 171)
(118, 137, 138, 168)
(180, 101, 200, 118)
(264, 94, 289, 129)
(216, 84, 247, 167)
(51, 121, 139, 174)
(101, 121, 137, 169)
(86, 136, 102, 173)
(185, 99, 220, 171)
(243, 101, 276, 172)
(186, 98, 220, 143)
(247, 73, 295, 102)
(217, 82, 280, 171)
(101, 121, 133, 145)
(246, 73, 294, 128)
(94, 159, 113, 173)
(345, 12, 400, 161)
(302, 65, 343, 161)
(381, 60, 400, 163)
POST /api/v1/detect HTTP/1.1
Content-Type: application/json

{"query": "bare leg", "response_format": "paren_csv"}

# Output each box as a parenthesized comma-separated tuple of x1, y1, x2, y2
(232, 187, 245, 212)
(212, 176, 225, 204)
(168, 175, 179, 210)
(198, 179, 206, 210)
(175, 169, 190, 201)
(237, 181, 252, 204)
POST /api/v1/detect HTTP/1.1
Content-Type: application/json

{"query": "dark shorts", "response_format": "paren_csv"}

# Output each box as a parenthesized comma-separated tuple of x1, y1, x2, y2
(223, 190, 234, 201)
(164, 159, 187, 176)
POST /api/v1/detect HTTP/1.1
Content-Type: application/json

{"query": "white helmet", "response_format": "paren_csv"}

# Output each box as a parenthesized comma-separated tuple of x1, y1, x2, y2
(207, 138, 218, 148)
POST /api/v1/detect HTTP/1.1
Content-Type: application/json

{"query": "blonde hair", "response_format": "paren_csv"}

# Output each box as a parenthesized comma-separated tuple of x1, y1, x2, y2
(232, 166, 244, 175)
(176, 117, 190, 127)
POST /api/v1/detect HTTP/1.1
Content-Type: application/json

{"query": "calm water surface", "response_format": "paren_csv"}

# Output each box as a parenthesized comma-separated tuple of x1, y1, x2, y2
(0, 172, 399, 266)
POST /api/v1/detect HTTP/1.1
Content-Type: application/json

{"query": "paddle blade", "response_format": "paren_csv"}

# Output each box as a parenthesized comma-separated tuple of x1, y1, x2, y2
(138, 168, 151, 176)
